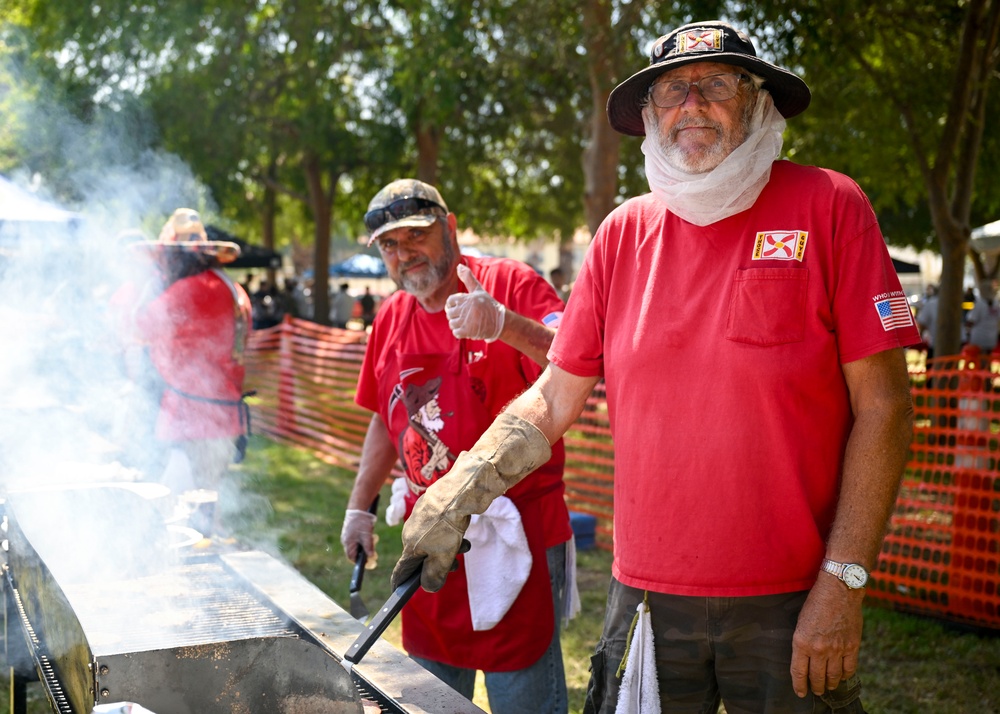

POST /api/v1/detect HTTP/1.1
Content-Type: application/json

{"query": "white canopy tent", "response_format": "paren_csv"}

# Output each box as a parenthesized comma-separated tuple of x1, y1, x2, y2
(0, 177, 83, 264)
(0, 175, 78, 224)
(971, 219, 1000, 255)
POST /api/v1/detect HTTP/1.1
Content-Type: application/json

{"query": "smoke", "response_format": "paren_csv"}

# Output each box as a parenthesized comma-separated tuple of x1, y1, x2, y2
(0, 49, 275, 577)
(0, 42, 387, 714)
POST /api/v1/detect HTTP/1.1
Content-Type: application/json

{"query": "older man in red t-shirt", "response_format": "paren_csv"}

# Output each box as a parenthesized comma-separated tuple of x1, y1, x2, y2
(393, 21, 921, 714)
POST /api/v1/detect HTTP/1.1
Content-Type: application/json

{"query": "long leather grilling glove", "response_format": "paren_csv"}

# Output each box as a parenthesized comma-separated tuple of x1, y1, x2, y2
(390, 412, 552, 592)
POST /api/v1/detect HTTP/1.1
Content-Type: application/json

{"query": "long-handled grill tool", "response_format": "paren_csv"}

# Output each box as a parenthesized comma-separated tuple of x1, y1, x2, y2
(348, 494, 380, 622)
(344, 539, 470, 670)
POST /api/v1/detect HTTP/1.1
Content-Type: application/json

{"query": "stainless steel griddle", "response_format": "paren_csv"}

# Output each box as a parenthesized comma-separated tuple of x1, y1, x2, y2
(1, 484, 483, 714)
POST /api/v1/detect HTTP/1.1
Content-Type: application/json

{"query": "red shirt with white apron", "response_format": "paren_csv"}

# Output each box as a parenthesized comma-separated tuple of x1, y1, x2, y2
(141, 268, 252, 441)
(356, 255, 571, 671)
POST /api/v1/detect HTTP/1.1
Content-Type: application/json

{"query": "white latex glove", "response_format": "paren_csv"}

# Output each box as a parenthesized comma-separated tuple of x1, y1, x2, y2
(385, 476, 409, 526)
(446, 263, 506, 342)
(341, 508, 377, 562)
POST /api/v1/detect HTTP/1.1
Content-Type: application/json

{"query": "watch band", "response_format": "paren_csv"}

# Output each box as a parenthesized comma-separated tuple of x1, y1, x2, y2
(821, 559, 846, 578)
(821, 558, 869, 589)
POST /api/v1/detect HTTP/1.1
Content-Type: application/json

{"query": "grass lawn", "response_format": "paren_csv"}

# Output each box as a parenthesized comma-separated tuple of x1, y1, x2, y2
(229, 437, 1000, 713)
(3, 435, 998, 713)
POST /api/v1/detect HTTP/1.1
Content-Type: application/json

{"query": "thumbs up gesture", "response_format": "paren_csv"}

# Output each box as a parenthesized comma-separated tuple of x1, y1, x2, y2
(445, 263, 506, 342)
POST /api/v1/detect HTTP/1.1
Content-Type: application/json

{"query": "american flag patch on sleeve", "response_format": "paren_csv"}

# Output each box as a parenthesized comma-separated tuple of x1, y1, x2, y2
(542, 311, 563, 328)
(873, 295, 914, 331)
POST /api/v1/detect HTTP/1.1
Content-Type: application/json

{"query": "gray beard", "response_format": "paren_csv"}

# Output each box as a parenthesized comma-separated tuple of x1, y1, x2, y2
(395, 234, 456, 299)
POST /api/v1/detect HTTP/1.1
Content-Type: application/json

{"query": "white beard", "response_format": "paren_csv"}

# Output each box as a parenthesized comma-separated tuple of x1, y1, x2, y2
(653, 113, 745, 174)
(641, 91, 786, 226)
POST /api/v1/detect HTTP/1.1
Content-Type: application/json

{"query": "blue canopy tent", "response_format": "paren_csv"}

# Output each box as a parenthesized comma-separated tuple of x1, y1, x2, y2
(329, 253, 387, 278)
(302, 252, 388, 279)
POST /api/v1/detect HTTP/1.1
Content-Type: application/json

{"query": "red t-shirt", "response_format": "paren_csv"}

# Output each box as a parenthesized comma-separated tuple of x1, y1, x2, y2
(356, 255, 571, 669)
(549, 161, 922, 596)
(142, 268, 251, 441)
(357, 256, 568, 512)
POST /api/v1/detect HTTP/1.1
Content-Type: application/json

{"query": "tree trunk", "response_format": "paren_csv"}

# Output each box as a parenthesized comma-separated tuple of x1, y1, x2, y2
(416, 121, 440, 185)
(262, 168, 278, 287)
(971, 250, 1000, 283)
(304, 152, 334, 326)
(933, 0, 999, 356)
(582, 92, 621, 240)
(581, 0, 622, 241)
(559, 237, 575, 282)
(934, 226, 969, 357)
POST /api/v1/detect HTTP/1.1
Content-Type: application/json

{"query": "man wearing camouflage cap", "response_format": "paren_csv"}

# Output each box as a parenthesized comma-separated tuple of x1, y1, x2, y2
(340, 179, 574, 712)
(391, 21, 921, 713)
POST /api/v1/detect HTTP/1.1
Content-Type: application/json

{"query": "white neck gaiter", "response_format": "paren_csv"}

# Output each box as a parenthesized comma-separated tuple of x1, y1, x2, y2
(641, 91, 785, 226)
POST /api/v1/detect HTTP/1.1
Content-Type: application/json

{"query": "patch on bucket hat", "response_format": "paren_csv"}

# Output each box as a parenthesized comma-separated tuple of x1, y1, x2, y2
(675, 28, 724, 53)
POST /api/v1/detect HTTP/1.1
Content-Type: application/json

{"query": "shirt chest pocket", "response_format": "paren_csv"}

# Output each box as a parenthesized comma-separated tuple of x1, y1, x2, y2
(726, 268, 808, 346)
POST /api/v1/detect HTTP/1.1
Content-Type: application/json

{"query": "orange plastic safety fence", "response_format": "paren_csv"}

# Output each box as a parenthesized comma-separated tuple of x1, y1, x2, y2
(562, 382, 615, 548)
(869, 350, 1000, 629)
(244, 317, 394, 474)
(244, 320, 1000, 630)
(244, 316, 616, 547)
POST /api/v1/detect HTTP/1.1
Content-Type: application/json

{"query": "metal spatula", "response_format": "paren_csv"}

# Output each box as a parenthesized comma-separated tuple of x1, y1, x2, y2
(348, 494, 380, 621)
(344, 539, 471, 668)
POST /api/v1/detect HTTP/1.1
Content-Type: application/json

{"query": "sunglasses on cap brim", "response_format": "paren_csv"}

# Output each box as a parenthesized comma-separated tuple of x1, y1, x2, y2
(364, 197, 447, 234)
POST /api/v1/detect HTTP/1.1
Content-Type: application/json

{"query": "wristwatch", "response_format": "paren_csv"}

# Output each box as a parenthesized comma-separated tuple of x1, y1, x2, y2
(821, 559, 869, 589)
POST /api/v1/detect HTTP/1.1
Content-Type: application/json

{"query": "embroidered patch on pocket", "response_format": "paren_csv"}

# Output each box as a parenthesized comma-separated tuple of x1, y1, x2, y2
(752, 230, 809, 262)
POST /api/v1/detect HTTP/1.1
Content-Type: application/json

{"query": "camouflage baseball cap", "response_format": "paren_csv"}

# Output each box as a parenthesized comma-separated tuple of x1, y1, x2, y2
(364, 179, 449, 246)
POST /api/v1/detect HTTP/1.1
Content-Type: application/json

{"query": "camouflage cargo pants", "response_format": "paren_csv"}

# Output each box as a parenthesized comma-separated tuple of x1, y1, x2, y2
(583, 578, 866, 714)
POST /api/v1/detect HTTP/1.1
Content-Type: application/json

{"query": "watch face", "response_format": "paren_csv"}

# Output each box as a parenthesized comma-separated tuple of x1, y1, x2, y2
(843, 564, 868, 588)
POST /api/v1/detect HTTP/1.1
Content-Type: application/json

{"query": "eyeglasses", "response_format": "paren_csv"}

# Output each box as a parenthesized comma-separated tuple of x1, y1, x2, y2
(363, 197, 447, 235)
(648, 73, 747, 108)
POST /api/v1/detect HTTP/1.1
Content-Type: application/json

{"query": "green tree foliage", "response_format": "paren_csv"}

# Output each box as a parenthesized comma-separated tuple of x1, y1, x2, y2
(1, 1, 717, 269)
(135, 0, 408, 323)
(739, 0, 1000, 356)
(1, 0, 408, 323)
(3, 1, 998, 351)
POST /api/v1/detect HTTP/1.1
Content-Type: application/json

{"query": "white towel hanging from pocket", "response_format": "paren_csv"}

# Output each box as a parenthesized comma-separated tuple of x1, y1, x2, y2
(615, 598, 660, 714)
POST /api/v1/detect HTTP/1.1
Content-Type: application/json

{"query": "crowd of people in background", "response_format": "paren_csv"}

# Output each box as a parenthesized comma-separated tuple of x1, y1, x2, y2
(243, 275, 377, 329)
(916, 278, 1000, 358)
(965, 280, 1000, 353)
(239, 263, 571, 332)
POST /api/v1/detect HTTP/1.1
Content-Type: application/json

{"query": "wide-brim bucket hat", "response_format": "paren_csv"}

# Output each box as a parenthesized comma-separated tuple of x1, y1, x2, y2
(132, 208, 240, 264)
(607, 20, 811, 136)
